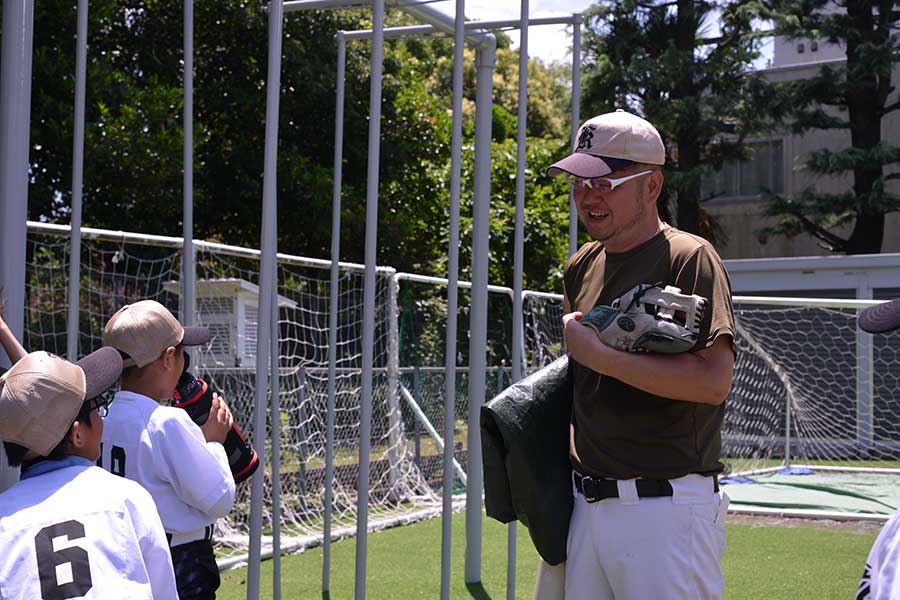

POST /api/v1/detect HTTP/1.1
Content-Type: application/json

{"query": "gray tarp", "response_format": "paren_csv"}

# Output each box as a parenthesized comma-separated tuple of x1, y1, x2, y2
(481, 355, 572, 565)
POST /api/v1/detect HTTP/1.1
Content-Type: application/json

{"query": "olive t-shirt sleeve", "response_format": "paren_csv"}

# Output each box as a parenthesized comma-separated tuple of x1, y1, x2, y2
(674, 245, 735, 352)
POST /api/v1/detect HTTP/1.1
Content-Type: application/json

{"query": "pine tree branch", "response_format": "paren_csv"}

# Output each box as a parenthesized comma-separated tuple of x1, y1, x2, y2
(783, 206, 848, 251)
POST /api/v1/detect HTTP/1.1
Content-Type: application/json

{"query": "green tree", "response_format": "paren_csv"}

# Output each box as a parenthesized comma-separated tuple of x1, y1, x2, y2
(756, 0, 900, 254)
(21, 1, 574, 289)
(580, 0, 763, 243)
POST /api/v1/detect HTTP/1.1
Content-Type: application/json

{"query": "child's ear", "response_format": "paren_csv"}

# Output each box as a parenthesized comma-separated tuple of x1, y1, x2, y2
(162, 346, 177, 369)
(69, 420, 87, 449)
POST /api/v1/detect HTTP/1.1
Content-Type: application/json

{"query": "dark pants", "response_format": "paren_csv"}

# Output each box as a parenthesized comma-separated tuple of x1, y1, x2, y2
(170, 539, 220, 600)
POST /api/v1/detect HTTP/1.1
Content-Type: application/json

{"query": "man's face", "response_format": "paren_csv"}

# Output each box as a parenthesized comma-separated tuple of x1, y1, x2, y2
(572, 166, 658, 252)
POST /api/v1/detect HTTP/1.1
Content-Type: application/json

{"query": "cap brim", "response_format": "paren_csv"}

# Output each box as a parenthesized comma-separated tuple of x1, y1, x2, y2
(181, 325, 211, 346)
(76, 347, 123, 400)
(547, 153, 613, 178)
(859, 298, 900, 334)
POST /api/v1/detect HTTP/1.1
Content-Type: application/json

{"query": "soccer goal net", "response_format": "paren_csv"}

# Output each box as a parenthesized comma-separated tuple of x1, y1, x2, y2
(24, 223, 440, 558)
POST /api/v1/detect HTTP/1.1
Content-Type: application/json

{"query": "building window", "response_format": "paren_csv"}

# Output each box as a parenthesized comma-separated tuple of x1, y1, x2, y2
(797, 42, 805, 53)
(811, 40, 818, 52)
(702, 140, 784, 199)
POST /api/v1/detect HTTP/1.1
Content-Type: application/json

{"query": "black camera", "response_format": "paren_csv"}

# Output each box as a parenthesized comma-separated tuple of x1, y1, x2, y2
(173, 352, 260, 484)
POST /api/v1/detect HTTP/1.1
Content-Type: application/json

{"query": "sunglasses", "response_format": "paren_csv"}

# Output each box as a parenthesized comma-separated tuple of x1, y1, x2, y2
(86, 395, 111, 418)
(565, 169, 654, 191)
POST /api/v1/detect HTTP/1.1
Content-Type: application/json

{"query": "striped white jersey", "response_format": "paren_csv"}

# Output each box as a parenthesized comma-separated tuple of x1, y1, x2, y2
(0, 456, 177, 599)
(100, 391, 235, 547)
(858, 510, 900, 600)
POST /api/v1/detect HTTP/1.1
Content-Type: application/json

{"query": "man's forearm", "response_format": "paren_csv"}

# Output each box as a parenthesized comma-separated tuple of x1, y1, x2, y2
(564, 315, 733, 405)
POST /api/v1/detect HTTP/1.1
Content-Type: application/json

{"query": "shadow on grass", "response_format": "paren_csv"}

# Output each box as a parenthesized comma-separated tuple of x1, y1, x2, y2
(466, 582, 493, 599)
(321, 593, 330, 600)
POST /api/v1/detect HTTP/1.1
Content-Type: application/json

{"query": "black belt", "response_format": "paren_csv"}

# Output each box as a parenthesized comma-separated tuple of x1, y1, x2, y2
(573, 471, 718, 503)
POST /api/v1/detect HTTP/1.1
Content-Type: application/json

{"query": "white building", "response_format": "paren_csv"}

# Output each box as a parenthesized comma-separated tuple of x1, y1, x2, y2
(703, 9, 900, 259)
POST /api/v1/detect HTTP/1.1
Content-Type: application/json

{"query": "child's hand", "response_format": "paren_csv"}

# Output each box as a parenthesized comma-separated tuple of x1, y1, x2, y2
(201, 393, 234, 444)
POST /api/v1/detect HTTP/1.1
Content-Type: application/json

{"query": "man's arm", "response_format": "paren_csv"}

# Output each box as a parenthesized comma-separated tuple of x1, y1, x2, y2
(563, 311, 734, 405)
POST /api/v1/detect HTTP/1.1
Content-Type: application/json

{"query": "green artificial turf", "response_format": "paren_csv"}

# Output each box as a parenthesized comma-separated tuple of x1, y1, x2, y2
(219, 513, 878, 599)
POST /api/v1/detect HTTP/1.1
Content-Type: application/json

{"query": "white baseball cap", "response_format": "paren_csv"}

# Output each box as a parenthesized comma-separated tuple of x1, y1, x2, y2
(103, 300, 210, 367)
(0, 348, 122, 457)
(547, 109, 665, 178)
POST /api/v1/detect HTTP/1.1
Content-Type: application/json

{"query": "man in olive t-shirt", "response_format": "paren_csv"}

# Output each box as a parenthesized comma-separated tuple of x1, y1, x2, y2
(545, 110, 735, 600)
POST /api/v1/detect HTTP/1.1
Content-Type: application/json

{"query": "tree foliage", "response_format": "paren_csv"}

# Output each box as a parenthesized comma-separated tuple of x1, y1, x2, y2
(19, 1, 574, 290)
(755, 0, 900, 254)
(580, 0, 764, 243)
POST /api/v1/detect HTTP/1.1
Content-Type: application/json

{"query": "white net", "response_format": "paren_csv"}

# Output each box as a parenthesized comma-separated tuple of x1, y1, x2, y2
(510, 291, 900, 477)
(725, 298, 900, 474)
(24, 225, 437, 557)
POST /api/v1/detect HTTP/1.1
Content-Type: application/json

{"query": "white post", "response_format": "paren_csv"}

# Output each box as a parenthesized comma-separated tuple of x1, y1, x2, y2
(440, 0, 465, 597)
(248, 0, 283, 597)
(0, 0, 34, 493)
(271, 277, 282, 600)
(507, 1, 529, 597)
(323, 29, 346, 596)
(568, 14, 581, 257)
(66, 0, 88, 361)
(355, 0, 384, 596)
(856, 280, 874, 458)
(182, 0, 196, 333)
(386, 271, 403, 496)
(465, 37, 496, 585)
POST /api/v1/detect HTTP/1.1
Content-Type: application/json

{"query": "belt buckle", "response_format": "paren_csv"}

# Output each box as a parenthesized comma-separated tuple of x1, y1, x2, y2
(580, 473, 600, 503)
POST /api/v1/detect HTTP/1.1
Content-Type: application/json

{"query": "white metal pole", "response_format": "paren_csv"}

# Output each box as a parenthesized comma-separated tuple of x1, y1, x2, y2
(182, 0, 195, 331)
(440, 1, 465, 597)
(465, 37, 496, 585)
(66, 0, 88, 361)
(507, 2, 529, 596)
(0, 0, 34, 494)
(271, 275, 282, 600)
(248, 0, 283, 597)
(856, 282, 874, 458)
(568, 14, 582, 257)
(324, 30, 346, 596)
(355, 0, 384, 596)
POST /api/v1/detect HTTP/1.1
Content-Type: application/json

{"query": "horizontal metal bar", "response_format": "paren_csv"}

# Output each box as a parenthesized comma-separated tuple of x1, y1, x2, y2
(26, 221, 398, 275)
(284, 0, 369, 11)
(394, 271, 513, 297)
(733, 296, 884, 309)
(343, 15, 581, 40)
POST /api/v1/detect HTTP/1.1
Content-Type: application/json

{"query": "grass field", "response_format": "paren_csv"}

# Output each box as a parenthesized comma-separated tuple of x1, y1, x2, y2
(219, 512, 879, 599)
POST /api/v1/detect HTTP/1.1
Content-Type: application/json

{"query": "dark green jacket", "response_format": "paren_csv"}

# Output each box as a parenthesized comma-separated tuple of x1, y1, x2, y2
(481, 355, 573, 565)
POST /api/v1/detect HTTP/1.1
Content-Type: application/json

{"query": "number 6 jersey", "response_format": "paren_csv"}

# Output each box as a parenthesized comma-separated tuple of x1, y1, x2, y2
(0, 455, 177, 599)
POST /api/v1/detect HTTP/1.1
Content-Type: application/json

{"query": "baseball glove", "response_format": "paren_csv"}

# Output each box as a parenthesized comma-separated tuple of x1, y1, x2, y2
(580, 283, 707, 354)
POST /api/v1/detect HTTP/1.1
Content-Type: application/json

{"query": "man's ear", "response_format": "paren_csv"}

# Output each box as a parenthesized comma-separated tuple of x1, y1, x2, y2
(647, 169, 664, 202)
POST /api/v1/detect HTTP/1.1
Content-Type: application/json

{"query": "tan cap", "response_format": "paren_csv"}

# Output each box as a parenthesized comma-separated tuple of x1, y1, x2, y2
(103, 300, 210, 368)
(547, 109, 665, 178)
(0, 348, 122, 457)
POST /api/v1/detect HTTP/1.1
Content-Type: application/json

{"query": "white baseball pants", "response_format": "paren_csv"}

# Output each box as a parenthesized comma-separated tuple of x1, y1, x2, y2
(565, 474, 728, 600)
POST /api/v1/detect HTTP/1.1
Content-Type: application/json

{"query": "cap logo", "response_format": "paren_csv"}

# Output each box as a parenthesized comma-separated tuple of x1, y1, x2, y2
(577, 125, 596, 151)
